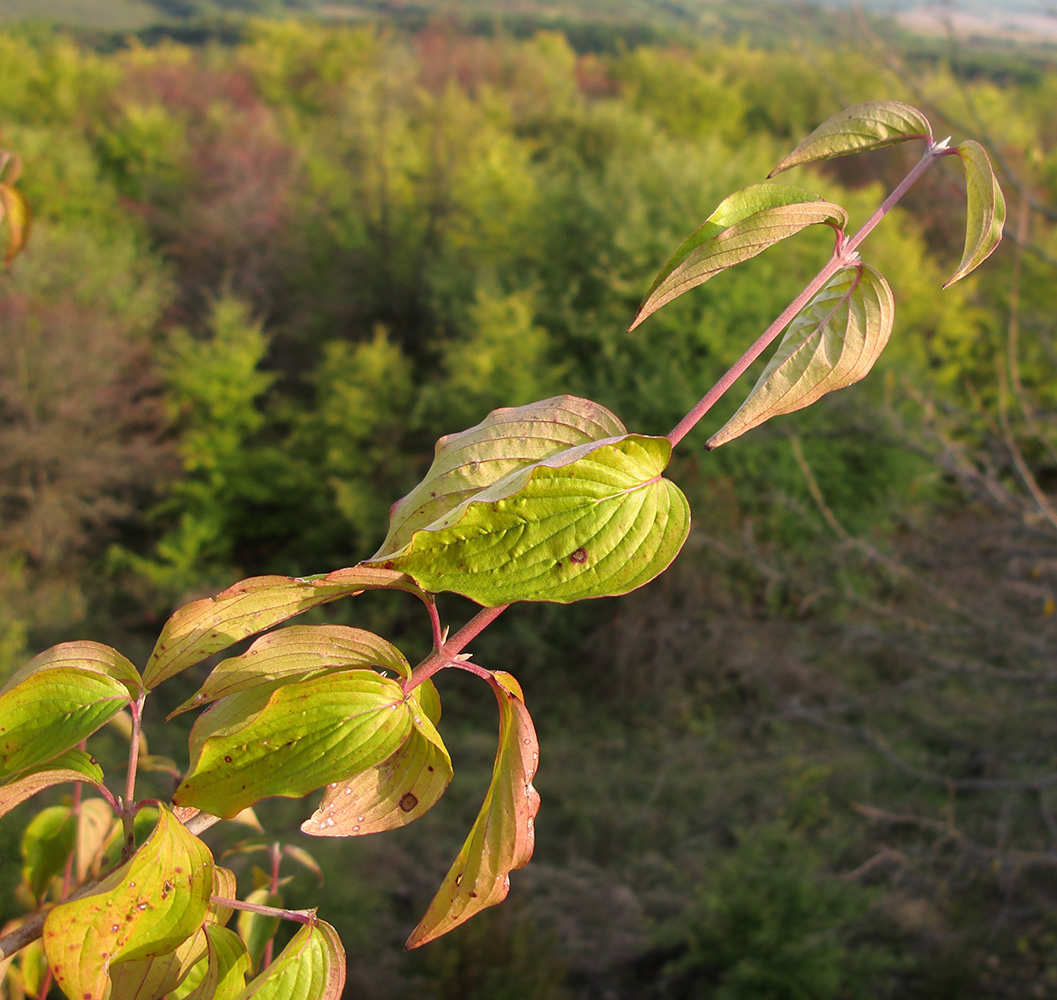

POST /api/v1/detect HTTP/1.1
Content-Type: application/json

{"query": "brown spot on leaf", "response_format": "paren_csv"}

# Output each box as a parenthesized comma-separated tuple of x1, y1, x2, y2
(224, 755, 233, 763)
(399, 792, 419, 812)
(570, 547, 587, 563)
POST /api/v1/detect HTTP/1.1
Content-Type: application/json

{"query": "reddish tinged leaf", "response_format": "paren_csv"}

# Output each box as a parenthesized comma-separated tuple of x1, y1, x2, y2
(406, 671, 539, 948)
(769, 100, 933, 176)
(2, 641, 142, 699)
(143, 568, 423, 690)
(630, 185, 848, 330)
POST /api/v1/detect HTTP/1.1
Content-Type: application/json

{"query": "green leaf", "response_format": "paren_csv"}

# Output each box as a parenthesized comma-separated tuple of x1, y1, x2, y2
(181, 925, 250, 1000)
(0, 750, 105, 821)
(172, 670, 412, 818)
(406, 671, 539, 948)
(0, 666, 132, 780)
(301, 680, 452, 837)
(708, 264, 894, 449)
(143, 567, 424, 690)
(21, 804, 77, 900)
(169, 625, 410, 719)
(943, 139, 1006, 287)
(371, 434, 689, 606)
(42, 804, 215, 1000)
(769, 100, 933, 176)
(0, 181, 30, 266)
(232, 919, 345, 1000)
(2, 641, 143, 699)
(375, 395, 629, 558)
(630, 185, 848, 330)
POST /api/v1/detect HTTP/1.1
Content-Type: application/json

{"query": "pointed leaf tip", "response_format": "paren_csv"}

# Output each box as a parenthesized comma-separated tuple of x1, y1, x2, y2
(769, 100, 933, 176)
(406, 671, 539, 948)
(944, 139, 1006, 287)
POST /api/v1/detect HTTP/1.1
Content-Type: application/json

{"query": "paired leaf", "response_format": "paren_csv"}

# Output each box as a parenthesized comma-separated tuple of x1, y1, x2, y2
(944, 139, 1006, 286)
(172, 670, 412, 817)
(376, 395, 629, 557)
(170, 625, 410, 718)
(0, 664, 133, 780)
(0, 750, 106, 821)
(232, 919, 345, 1000)
(708, 264, 894, 449)
(630, 185, 848, 330)
(42, 804, 214, 1000)
(406, 671, 539, 948)
(143, 567, 423, 689)
(301, 679, 452, 836)
(769, 100, 933, 176)
(370, 434, 690, 606)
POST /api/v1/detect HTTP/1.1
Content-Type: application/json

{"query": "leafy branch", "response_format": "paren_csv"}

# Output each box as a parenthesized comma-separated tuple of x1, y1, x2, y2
(0, 101, 1006, 998)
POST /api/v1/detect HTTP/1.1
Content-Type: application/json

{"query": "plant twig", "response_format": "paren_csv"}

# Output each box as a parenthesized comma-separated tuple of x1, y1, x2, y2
(668, 144, 946, 448)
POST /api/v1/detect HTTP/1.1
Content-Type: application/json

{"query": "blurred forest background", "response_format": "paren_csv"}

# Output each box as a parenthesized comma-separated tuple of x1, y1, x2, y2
(2, 0, 1057, 997)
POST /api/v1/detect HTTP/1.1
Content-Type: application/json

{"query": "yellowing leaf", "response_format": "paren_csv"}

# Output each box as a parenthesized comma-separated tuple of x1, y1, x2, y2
(42, 805, 214, 1000)
(769, 100, 933, 176)
(301, 680, 452, 836)
(143, 568, 423, 690)
(708, 264, 894, 449)
(630, 185, 848, 330)
(232, 919, 344, 1000)
(406, 671, 539, 948)
(172, 670, 412, 818)
(943, 139, 1006, 287)
(169, 625, 410, 719)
